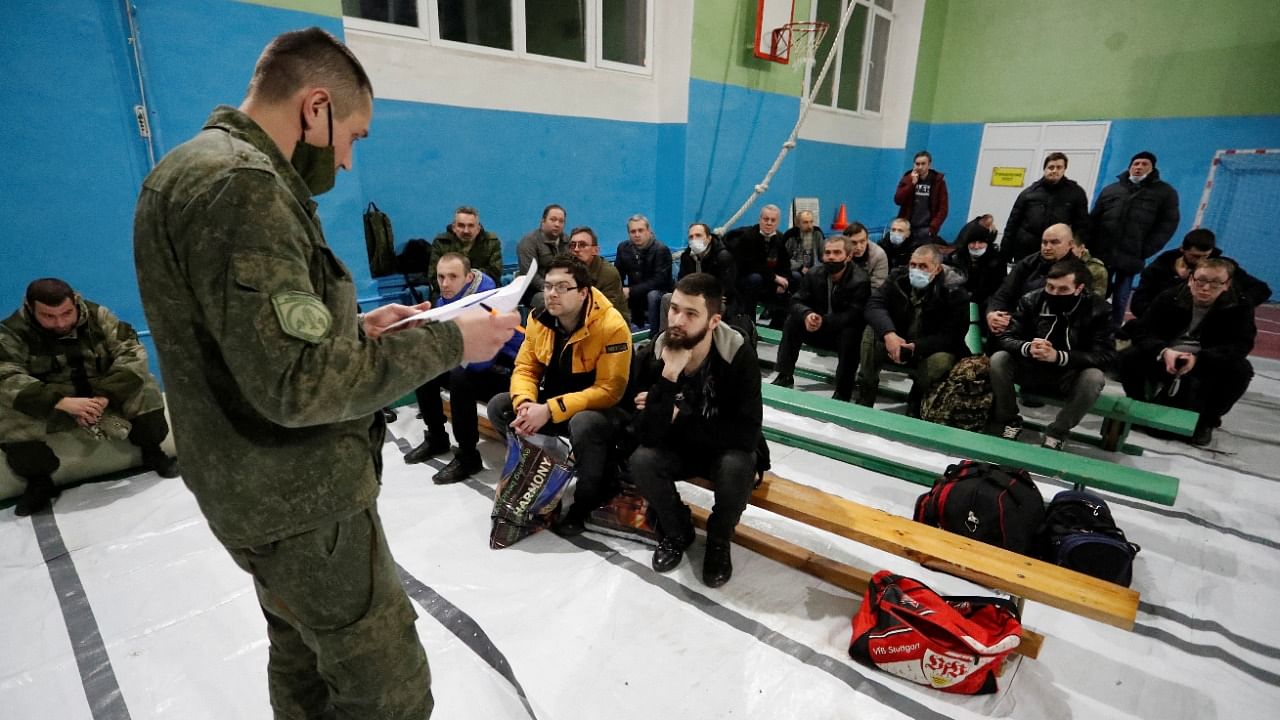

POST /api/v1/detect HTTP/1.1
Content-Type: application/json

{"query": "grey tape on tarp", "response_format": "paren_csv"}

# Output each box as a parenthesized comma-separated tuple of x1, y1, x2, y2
(33, 509, 134, 720)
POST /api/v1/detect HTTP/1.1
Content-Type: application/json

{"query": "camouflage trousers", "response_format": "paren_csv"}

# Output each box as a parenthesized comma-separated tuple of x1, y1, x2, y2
(227, 506, 433, 720)
(0, 379, 164, 442)
(856, 326, 957, 414)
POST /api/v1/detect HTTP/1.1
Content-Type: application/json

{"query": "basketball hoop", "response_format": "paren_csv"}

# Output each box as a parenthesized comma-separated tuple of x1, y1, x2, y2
(770, 21, 828, 68)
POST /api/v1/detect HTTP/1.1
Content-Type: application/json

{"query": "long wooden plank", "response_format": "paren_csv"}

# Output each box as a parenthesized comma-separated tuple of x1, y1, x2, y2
(687, 504, 1045, 659)
(689, 474, 1139, 630)
(763, 384, 1180, 505)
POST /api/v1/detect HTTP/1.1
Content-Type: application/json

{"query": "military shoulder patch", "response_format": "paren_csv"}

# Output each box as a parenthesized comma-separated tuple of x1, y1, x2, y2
(271, 291, 332, 344)
(605, 342, 628, 353)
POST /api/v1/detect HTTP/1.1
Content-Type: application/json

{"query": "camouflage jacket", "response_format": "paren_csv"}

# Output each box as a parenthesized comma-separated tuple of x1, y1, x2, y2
(133, 106, 464, 548)
(0, 297, 153, 420)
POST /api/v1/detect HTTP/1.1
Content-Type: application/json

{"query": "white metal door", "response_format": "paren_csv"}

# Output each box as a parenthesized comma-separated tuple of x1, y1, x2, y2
(968, 121, 1111, 239)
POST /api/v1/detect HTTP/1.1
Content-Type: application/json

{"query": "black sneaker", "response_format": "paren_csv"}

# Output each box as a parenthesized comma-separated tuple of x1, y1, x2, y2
(14, 475, 58, 517)
(142, 447, 180, 478)
(651, 531, 695, 573)
(702, 538, 734, 587)
(404, 431, 450, 464)
(771, 373, 795, 388)
(433, 450, 483, 485)
(551, 508, 587, 537)
(1189, 425, 1214, 447)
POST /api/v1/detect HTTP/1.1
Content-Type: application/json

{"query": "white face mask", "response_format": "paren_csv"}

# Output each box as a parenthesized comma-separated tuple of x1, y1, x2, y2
(908, 268, 932, 289)
(889, 232, 906, 246)
(1129, 174, 1145, 184)
(689, 239, 707, 255)
(970, 246, 987, 258)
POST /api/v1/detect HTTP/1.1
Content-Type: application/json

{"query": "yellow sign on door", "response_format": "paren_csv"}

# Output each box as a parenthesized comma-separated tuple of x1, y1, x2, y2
(991, 167, 1026, 187)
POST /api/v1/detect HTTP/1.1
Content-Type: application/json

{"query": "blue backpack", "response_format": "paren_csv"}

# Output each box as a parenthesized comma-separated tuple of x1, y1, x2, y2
(1038, 490, 1141, 587)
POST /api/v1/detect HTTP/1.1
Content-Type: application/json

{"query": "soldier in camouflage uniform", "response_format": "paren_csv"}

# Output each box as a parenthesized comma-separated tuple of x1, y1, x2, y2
(1, 278, 177, 516)
(132, 28, 517, 720)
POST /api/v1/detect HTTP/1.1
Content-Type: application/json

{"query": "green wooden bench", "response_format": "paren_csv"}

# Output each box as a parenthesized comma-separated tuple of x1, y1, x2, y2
(755, 326, 1198, 453)
(762, 384, 1180, 505)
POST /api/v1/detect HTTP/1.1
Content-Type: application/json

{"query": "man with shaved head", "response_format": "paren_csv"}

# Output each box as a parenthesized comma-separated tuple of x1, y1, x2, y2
(986, 223, 1080, 335)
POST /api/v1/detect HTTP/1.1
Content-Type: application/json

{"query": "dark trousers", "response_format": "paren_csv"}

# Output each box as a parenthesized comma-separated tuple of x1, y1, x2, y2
(448, 365, 512, 453)
(1118, 348, 1253, 428)
(990, 351, 1106, 439)
(486, 393, 630, 516)
(1, 408, 169, 479)
(627, 288, 665, 332)
(630, 446, 755, 543)
(413, 373, 448, 434)
(774, 314, 864, 399)
(227, 507, 432, 719)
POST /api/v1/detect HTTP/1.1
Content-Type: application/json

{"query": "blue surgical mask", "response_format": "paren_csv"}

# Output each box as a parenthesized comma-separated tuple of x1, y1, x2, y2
(970, 246, 987, 258)
(908, 268, 932, 289)
(889, 232, 906, 246)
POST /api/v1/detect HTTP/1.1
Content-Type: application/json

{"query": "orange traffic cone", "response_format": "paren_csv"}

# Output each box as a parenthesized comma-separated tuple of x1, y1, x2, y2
(830, 203, 848, 231)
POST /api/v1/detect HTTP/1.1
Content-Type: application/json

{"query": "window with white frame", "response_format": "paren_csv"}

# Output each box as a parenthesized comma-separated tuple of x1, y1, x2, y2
(807, 0, 893, 114)
(342, 0, 650, 73)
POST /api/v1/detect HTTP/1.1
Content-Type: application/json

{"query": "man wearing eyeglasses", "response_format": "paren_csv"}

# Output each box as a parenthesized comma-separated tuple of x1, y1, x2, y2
(486, 256, 633, 532)
(1119, 258, 1256, 446)
(567, 226, 630, 324)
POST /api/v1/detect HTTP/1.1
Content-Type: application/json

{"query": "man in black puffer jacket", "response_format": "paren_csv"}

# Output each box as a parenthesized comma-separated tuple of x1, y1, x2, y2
(771, 235, 871, 402)
(990, 260, 1115, 450)
(1128, 228, 1271, 319)
(1001, 152, 1090, 263)
(859, 245, 969, 414)
(1120, 258, 1256, 446)
(1089, 151, 1180, 326)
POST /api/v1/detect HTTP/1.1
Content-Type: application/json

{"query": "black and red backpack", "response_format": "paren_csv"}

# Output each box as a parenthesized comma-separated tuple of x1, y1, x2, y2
(914, 461, 1045, 554)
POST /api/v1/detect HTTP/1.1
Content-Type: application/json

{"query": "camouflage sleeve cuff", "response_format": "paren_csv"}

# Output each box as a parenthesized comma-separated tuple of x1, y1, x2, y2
(13, 383, 64, 420)
(94, 371, 144, 406)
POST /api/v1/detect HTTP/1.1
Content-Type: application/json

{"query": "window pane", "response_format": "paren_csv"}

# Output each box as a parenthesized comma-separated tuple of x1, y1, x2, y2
(438, 0, 513, 49)
(527, 0, 586, 61)
(602, 0, 646, 65)
(342, 0, 418, 27)
(864, 14, 891, 112)
(875, 0, 894, 10)
(808, 0, 841, 107)
(836, 3, 869, 111)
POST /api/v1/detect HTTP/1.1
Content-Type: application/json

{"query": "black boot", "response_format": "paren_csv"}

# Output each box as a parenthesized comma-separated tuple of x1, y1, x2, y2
(142, 446, 180, 478)
(702, 538, 734, 587)
(433, 449, 483, 484)
(770, 373, 794, 388)
(552, 504, 588, 537)
(15, 475, 58, 517)
(651, 530, 695, 573)
(404, 429, 450, 464)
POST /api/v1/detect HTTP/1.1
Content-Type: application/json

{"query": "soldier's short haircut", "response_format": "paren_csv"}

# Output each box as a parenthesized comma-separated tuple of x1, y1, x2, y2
(542, 204, 565, 220)
(673, 273, 724, 318)
(569, 226, 598, 246)
(627, 214, 650, 229)
(914, 150, 932, 163)
(25, 278, 75, 308)
(842, 221, 869, 238)
(547, 255, 592, 291)
(1044, 152, 1069, 168)
(1047, 258, 1091, 287)
(437, 252, 471, 274)
(1182, 228, 1217, 252)
(455, 206, 480, 219)
(1197, 257, 1235, 279)
(247, 27, 373, 119)
(911, 244, 942, 267)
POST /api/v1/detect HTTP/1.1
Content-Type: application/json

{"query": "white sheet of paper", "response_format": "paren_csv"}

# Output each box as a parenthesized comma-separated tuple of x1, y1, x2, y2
(384, 259, 535, 329)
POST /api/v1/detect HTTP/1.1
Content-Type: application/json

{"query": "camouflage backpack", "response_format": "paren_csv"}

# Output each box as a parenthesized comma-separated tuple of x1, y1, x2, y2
(920, 355, 992, 432)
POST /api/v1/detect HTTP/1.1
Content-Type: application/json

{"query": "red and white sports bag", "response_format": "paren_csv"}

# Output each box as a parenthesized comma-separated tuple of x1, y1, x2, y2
(849, 571, 1022, 695)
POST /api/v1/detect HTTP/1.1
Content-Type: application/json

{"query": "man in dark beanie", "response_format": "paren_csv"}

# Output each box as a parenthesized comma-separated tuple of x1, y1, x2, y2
(1089, 150, 1181, 327)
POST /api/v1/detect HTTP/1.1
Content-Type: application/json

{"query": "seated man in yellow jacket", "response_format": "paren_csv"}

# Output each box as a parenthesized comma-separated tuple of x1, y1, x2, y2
(486, 256, 632, 534)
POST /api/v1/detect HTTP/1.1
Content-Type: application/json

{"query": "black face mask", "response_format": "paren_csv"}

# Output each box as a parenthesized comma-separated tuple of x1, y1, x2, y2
(292, 103, 335, 196)
(1045, 292, 1080, 314)
(823, 260, 847, 275)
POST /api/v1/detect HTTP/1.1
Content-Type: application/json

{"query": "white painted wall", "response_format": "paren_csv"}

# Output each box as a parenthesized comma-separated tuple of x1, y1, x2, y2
(797, 0, 923, 149)
(343, 3, 692, 125)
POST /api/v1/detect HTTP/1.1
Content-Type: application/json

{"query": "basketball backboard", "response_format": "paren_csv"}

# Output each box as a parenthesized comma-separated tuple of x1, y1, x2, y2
(754, 0, 796, 62)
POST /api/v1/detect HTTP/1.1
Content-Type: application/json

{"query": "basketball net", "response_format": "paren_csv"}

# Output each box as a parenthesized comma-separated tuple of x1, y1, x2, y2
(771, 21, 829, 80)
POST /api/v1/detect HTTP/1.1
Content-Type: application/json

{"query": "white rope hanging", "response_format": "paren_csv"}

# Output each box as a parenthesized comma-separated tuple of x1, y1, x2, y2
(714, 1, 863, 235)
